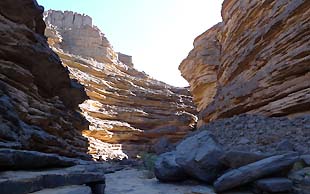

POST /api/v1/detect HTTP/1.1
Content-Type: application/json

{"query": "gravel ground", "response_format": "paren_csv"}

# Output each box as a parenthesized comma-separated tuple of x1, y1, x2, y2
(200, 114, 310, 154)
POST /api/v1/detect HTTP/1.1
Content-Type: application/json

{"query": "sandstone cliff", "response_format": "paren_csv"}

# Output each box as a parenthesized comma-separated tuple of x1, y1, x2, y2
(44, 10, 197, 159)
(180, 0, 310, 126)
(0, 0, 90, 159)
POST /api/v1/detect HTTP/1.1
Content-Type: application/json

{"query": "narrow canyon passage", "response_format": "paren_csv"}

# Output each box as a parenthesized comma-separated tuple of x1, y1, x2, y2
(0, 0, 309, 193)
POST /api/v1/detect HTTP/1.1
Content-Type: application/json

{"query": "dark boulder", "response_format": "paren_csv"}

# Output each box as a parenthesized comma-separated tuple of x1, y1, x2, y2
(253, 178, 293, 193)
(288, 167, 310, 194)
(154, 151, 187, 182)
(214, 153, 299, 192)
(301, 155, 310, 166)
(175, 130, 225, 183)
(220, 151, 272, 168)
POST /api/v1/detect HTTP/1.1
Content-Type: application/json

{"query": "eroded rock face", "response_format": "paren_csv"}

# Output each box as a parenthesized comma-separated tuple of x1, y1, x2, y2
(44, 10, 197, 159)
(180, 0, 310, 125)
(44, 10, 117, 63)
(0, 0, 89, 159)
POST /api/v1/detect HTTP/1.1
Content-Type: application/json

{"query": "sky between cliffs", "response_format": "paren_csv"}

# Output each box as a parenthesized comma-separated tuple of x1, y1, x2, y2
(37, 0, 222, 87)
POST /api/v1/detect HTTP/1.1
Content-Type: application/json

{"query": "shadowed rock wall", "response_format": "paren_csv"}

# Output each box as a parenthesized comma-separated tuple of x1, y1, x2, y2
(0, 0, 89, 159)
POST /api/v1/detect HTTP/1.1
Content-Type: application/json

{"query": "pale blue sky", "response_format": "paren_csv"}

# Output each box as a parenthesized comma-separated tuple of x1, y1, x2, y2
(37, 0, 223, 86)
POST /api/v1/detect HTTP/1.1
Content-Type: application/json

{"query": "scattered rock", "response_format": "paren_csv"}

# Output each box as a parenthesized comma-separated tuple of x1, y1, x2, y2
(220, 151, 272, 168)
(175, 130, 225, 183)
(154, 151, 187, 182)
(288, 167, 310, 194)
(253, 178, 293, 193)
(198, 115, 310, 155)
(301, 155, 310, 166)
(30, 185, 92, 194)
(276, 139, 294, 152)
(238, 137, 250, 145)
(214, 153, 299, 192)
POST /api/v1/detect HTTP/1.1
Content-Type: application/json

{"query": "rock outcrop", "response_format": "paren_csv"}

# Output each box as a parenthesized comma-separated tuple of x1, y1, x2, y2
(44, 10, 117, 63)
(179, 0, 310, 126)
(117, 52, 133, 67)
(0, 0, 90, 159)
(44, 10, 197, 159)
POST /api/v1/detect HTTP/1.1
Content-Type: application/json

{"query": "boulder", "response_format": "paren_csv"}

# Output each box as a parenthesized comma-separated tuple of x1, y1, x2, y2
(175, 130, 225, 183)
(301, 155, 310, 166)
(253, 178, 293, 193)
(220, 151, 272, 168)
(154, 151, 187, 182)
(0, 164, 105, 194)
(288, 167, 310, 194)
(214, 153, 299, 192)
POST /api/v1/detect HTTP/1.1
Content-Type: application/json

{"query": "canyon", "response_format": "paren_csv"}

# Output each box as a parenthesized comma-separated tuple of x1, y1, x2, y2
(0, 0, 309, 193)
(43, 10, 197, 159)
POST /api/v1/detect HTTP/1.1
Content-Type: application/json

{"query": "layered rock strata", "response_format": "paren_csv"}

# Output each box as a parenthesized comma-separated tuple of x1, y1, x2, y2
(180, 0, 310, 125)
(44, 10, 197, 159)
(0, 0, 89, 159)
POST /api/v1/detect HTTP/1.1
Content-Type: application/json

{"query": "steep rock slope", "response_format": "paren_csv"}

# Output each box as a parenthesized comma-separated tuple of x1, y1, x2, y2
(180, 0, 310, 125)
(0, 0, 90, 159)
(44, 10, 197, 159)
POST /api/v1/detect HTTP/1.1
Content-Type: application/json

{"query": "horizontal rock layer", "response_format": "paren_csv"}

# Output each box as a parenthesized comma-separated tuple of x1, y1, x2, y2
(44, 10, 197, 159)
(180, 0, 310, 125)
(0, 164, 105, 194)
(0, 0, 90, 159)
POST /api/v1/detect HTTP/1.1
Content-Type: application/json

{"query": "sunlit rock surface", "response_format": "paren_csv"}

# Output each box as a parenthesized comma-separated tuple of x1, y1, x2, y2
(0, 0, 90, 159)
(180, 0, 310, 126)
(44, 10, 197, 159)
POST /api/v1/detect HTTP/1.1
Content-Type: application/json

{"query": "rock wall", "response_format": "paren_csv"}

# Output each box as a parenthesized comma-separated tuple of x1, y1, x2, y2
(0, 0, 90, 159)
(117, 52, 133, 67)
(44, 10, 197, 159)
(180, 0, 310, 125)
(44, 10, 117, 63)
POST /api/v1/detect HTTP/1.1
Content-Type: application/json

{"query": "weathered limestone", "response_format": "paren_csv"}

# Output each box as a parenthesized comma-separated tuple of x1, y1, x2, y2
(0, 0, 89, 159)
(117, 52, 133, 67)
(44, 10, 117, 63)
(180, 0, 310, 126)
(44, 10, 197, 159)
